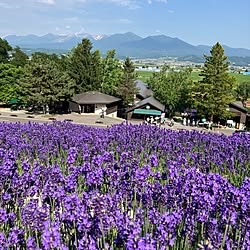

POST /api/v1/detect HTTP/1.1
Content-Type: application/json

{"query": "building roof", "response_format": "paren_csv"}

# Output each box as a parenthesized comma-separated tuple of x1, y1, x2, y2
(229, 101, 249, 113)
(72, 91, 121, 104)
(127, 96, 165, 113)
(135, 80, 153, 99)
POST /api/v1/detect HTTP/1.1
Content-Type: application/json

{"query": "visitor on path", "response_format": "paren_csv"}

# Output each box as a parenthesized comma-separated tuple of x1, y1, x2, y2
(183, 117, 186, 126)
(208, 121, 213, 130)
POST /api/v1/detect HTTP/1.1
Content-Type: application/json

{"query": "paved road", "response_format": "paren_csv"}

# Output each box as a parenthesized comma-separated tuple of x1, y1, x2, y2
(0, 114, 111, 128)
(0, 109, 124, 127)
(0, 115, 51, 124)
(0, 109, 235, 135)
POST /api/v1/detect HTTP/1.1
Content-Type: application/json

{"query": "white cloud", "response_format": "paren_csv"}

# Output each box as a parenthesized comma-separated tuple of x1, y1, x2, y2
(155, 0, 167, 3)
(118, 18, 133, 24)
(147, 0, 167, 4)
(75, 27, 86, 36)
(106, 0, 140, 9)
(37, 0, 56, 5)
(168, 9, 174, 13)
(64, 16, 79, 23)
(0, 2, 12, 8)
(83, 17, 133, 24)
(34, 0, 168, 10)
(75, 0, 139, 9)
(101, 0, 168, 7)
(0, 2, 20, 8)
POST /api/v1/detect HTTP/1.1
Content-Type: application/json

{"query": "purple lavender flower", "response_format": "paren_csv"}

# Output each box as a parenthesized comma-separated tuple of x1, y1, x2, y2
(150, 154, 158, 167)
(0, 122, 248, 249)
(67, 147, 78, 164)
(8, 227, 25, 248)
(42, 221, 62, 250)
(26, 236, 38, 250)
(0, 208, 8, 224)
(0, 232, 6, 248)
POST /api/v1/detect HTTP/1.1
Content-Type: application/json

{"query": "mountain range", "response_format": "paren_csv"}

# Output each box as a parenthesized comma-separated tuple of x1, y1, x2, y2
(3, 32, 250, 62)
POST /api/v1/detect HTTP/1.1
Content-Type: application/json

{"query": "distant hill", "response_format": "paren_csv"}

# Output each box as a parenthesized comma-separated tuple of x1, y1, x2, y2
(120, 35, 200, 57)
(178, 55, 250, 66)
(4, 32, 105, 50)
(3, 32, 250, 64)
(196, 45, 250, 57)
(95, 32, 142, 50)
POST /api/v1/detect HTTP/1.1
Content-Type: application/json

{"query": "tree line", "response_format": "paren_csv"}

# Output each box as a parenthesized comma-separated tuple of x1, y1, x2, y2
(0, 38, 137, 113)
(149, 42, 250, 120)
(0, 37, 249, 120)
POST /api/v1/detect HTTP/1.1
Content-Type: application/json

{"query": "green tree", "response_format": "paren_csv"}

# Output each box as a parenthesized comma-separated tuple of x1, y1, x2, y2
(91, 50, 103, 90)
(148, 65, 193, 117)
(235, 81, 250, 107)
(101, 49, 123, 96)
(19, 55, 75, 113)
(59, 54, 70, 72)
(0, 63, 24, 103)
(192, 42, 236, 121)
(68, 38, 102, 93)
(11, 47, 29, 67)
(117, 57, 138, 105)
(32, 52, 60, 62)
(32, 52, 69, 73)
(0, 38, 12, 63)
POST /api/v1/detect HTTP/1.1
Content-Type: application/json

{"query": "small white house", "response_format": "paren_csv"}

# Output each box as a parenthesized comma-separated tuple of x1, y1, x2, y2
(69, 91, 121, 118)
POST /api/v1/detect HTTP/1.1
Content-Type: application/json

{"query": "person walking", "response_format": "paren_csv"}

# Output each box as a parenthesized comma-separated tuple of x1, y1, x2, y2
(208, 121, 213, 130)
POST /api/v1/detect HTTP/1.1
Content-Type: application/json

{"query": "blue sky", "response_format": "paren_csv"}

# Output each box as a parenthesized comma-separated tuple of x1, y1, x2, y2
(0, 0, 249, 48)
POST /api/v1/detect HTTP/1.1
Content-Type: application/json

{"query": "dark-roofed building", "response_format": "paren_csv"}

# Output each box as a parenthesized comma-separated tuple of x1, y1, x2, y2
(126, 80, 165, 120)
(69, 91, 121, 117)
(228, 101, 249, 129)
(135, 80, 153, 100)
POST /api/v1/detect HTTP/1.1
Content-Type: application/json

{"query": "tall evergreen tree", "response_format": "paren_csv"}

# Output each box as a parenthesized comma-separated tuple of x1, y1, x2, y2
(68, 38, 102, 93)
(0, 38, 12, 63)
(19, 54, 75, 113)
(192, 42, 235, 121)
(117, 57, 138, 105)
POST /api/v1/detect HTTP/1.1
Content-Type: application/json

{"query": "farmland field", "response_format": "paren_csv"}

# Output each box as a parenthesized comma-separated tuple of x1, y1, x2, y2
(0, 122, 249, 249)
(137, 70, 250, 84)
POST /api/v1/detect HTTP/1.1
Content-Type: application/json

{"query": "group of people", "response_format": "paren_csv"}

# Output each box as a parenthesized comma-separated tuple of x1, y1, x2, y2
(145, 116, 175, 127)
(146, 116, 161, 125)
(143, 112, 216, 130)
(182, 116, 214, 130)
(183, 117, 196, 126)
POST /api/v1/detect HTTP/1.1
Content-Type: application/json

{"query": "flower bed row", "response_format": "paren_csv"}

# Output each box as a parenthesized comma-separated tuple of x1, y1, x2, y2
(0, 122, 249, 249)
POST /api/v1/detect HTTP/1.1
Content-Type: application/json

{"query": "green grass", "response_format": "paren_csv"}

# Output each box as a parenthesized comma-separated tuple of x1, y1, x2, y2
(136, 71, 155, 82)
(231, 73, 250, 84)
(190, 71, 250, 84)
(137, 70, 250, 84)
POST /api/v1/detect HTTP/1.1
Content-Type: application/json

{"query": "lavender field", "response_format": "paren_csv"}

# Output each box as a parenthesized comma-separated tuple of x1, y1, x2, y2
(0, 122, 249, 250)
